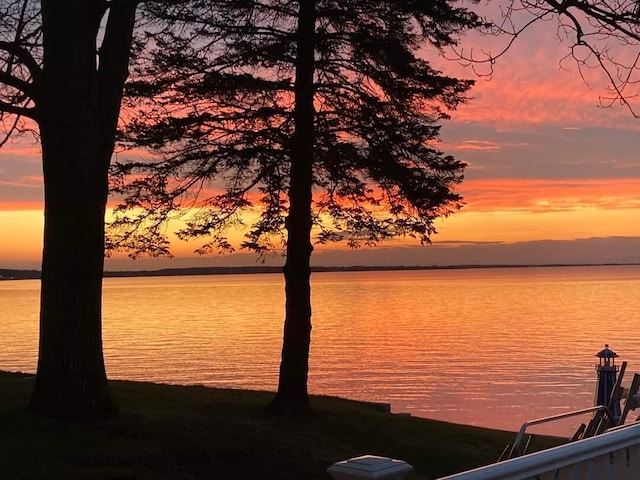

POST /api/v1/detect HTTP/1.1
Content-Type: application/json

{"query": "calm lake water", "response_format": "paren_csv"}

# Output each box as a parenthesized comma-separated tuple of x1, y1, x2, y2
(2, 265, 640, 436)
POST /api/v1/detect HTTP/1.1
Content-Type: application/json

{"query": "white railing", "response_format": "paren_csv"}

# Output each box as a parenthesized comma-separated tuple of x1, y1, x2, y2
(437, 421, 640, 480)
(507, 405, 612, 458)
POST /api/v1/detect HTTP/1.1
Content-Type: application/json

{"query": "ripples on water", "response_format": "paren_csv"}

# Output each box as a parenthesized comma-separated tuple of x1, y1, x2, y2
(1, 265, 639, 436)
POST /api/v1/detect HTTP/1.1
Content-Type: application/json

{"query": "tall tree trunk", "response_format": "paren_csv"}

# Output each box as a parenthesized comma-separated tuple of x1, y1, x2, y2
(29, 140, 115, 419)
(28, 0, 136, 419)
(269, 0, 316, 415)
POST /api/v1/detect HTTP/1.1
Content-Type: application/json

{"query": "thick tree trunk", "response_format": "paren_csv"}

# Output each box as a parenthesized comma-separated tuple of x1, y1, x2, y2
(28, 0, 136, 419)
(269, 0, 316, 415)
(29, 145, 115, 418)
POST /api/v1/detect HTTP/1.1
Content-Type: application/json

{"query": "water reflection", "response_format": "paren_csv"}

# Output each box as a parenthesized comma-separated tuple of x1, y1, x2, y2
(1, 265, 639, 436)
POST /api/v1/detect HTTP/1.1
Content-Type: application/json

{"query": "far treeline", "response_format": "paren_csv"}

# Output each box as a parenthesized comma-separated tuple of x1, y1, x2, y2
(1, 263, 636, 281)
(1, 0, 639, 420)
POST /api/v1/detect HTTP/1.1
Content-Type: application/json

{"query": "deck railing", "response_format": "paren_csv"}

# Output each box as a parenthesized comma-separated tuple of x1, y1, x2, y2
(436, 421, 640, 480)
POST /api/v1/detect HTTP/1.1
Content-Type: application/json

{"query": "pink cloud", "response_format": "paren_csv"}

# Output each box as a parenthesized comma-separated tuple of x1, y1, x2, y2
(454, 139, 501, 151)
(430, 8, 640, 130)
(0, 176, 42, 189)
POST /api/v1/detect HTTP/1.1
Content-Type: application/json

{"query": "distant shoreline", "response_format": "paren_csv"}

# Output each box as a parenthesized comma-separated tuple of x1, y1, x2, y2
(1, 262, 638, 281)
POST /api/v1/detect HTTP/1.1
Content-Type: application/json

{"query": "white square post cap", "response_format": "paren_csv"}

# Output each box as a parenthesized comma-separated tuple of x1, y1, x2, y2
(328, 455, 413, 480)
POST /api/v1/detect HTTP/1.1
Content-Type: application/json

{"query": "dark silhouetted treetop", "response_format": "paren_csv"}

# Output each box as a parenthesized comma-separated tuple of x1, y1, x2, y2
(110, 0, 480, 256)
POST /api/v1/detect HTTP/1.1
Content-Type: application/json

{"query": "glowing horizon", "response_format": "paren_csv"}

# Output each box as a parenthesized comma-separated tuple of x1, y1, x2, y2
(1, 174, 639, 268)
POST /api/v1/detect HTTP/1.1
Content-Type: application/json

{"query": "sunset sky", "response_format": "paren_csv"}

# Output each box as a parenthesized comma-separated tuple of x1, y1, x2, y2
(1, 5, 639, 270)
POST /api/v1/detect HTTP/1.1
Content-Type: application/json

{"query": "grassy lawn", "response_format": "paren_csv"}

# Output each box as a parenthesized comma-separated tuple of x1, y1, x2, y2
(0, 371, 564, 479)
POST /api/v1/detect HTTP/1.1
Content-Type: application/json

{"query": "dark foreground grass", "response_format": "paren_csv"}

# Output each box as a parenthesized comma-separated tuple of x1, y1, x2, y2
(0, 371, 564, 480)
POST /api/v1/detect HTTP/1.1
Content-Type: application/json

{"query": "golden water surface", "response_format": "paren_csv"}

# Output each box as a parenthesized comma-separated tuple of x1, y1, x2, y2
(2, 265, 639, 436)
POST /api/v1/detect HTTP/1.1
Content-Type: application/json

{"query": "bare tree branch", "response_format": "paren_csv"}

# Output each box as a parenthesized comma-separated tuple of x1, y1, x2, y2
(0, 113, 21, 147)
(0, 39, 41, 80)
(452, 0, 640, 116)
(0, 97, 35, 118)
(0, 68, 32, 94)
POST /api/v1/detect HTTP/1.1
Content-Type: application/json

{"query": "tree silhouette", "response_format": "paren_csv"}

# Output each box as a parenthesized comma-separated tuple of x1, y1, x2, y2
(111, 0, 480, 414)
(0, 0, 137, 419)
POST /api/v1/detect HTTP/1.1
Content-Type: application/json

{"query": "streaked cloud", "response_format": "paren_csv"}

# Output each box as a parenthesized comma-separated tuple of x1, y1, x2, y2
(0, 176, 42, 189)
(453, 139, 501, 151)
(442, 123, 640, 180)
(459, 178, 640, 213)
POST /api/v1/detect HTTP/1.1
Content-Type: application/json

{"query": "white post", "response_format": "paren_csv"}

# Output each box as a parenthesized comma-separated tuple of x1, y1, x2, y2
(328, 455, 413, 480)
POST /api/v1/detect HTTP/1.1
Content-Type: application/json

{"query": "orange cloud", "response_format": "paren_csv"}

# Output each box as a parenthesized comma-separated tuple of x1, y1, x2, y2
(0, 200, 43, 210)
(4, 177, 637, 217)
(458, 178, 640, 213)
(0, 144, 41, 157)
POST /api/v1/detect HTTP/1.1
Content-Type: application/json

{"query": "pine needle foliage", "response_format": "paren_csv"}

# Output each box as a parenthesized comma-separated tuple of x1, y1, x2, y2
(109, 0, 480, 256)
